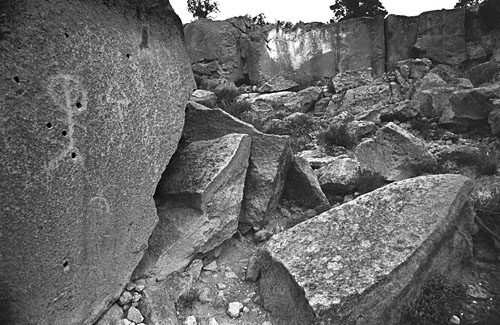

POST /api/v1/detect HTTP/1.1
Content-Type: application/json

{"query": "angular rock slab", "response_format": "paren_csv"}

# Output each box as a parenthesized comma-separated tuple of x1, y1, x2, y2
(257, 175, 474, 325)
(183, 102, 292, 233)
(134, 134, 251, 277)
(282, 156, 330, 212)
(0, 1, 194, 324)
(355, 122, 436, 181)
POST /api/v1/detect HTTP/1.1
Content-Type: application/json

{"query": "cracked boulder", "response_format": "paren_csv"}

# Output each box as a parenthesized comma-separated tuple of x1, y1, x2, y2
(355, 122, 436, 181)
(257, 174, 474, 325)
(183, 102, 292, 233)
(133, 134, 251, 278)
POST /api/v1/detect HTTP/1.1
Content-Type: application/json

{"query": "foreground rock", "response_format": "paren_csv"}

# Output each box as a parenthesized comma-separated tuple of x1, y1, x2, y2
(0, 1, 194, 324)
(183, 102, 292, 232)
(314, 156, 360, 195)
(355, 123, 436, 181)
(257, 175, 474, 325)
(134, 134, 251, 278)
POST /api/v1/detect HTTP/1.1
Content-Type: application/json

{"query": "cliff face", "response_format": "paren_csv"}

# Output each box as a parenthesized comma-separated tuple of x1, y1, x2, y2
(184, 0, 500, 86)
(0, 0, 195, 324)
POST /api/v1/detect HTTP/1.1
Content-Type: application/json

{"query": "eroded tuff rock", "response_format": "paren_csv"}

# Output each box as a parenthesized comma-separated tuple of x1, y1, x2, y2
(257, 174, 474, 325)
(134, 134, 251, 278)
(0, 1, 194, 324)
(282, 156, 330, 212)
(355, 122, 436, 181)
(182, 102, 292, 232)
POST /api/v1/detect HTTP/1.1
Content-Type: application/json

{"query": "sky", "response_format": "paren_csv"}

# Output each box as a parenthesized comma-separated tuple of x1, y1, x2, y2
(170, 0, 460, 24)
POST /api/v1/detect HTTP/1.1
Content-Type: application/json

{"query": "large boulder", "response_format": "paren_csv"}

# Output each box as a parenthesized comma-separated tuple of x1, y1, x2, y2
(385, 15, 419, 71)
(442, 83, 500, 124)
(257, 174, 474, 325)
(338, 83, 392, 116)
(133, 134, 251, 278)
(184, 19, 243, 82)
(330, 68, 374, 93)
(183, 102, 292, 232)
(355, 123, 436, 181)
(284, 86, 322, 113)
(414, 9, 467, 66)
(282, 156, 330, 212)
(0, 1, 194, 324)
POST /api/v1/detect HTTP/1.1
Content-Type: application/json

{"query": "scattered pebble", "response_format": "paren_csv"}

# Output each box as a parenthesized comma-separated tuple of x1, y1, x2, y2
(184, 315, 197, 325)
(126, 306, 144, 324)
(450, 315, 461, 324)
(188, 259, 204, 280)
(227, 302, 243, 318)
(217, 283, 227, 290)
(198, 286, 212, 303)
(121, 319, 133, 325)
(204, 261, 218, 272)
(243, 306, 250, 313)
(135, 284, 145, 292)
(254, 229, 273, 242)
(208, 317, 219, 325)
(118, 291, 133, 306)
(132, 293, 142, 303)
(125, 282, 136, 291)
(261, 321, 272, 325)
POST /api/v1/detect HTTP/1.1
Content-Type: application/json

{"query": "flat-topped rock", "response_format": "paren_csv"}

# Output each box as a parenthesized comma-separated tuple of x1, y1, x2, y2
(133, 134, 251, 277)
(257, 174, 474, 325)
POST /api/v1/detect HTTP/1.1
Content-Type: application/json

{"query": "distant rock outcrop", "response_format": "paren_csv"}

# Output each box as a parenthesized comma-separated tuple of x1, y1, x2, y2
(0, 1, 195, 324)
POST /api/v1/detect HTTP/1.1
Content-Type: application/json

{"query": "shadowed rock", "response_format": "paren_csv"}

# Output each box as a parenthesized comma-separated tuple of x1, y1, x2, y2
(134, 134, 251, 278)
(257, 174, 474, 325)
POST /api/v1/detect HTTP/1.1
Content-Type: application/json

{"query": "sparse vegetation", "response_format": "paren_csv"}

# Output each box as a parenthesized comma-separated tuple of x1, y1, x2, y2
(401, 273, 467, 325)
(473, 187, 500, 244)
(187, 0, 219, 19)
(318, 122, 356, 149)
(266, 116, 316, 153)
(355, 169, 387, 194)
(329, 0, 388, 23)
(475, 145, 499, 176)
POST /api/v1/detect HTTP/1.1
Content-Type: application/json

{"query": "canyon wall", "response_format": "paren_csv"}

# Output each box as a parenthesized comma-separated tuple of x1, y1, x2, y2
(185, 0, 500, 86)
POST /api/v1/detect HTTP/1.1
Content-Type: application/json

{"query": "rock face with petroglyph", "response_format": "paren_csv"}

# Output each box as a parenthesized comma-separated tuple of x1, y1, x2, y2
(257, 175, 474, 325)
(0, 1, 194, 324)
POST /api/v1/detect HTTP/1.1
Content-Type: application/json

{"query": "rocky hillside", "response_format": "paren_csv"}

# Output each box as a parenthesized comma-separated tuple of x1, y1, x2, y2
(2, 0, 500, 325)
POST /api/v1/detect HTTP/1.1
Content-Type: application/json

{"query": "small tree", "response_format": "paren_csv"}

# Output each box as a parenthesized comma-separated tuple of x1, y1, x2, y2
(187, 0, 219, 19)
(329, 0, 387, 22)
(454, 0, 483, 8)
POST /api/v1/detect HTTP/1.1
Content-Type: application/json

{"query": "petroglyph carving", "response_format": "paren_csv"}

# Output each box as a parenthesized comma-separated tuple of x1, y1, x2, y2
(45, 74, 88, 171)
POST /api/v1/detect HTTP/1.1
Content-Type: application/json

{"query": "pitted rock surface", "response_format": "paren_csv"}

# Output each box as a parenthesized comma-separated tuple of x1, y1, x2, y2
(258, 174, 474, 325)
(0, 1, 194, 324)
(134, 134, 251, 277)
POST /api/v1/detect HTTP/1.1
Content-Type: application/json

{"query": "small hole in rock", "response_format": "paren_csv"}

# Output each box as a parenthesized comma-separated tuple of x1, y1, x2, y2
(75, 102, 82, 108)
(62, 131, 67, 136)
(71, 152, 77, 159)
(126, 54, 131, 58)
(63, 259, 70, 273)
(46, 122, 52, 129)
(64, 32, 69, 38)
(13, 76, 19, 83)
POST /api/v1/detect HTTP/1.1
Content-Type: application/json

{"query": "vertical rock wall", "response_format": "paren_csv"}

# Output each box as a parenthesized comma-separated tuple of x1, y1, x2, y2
(0, 0, 195, 324)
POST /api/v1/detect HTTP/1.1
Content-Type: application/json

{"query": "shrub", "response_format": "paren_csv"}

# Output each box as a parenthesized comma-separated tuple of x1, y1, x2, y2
(214, 86, 241, 110)
(266, 116, 316, 153)
(318, 123, 356, 149)
(355, 169, 387, 194)
(222, 101, 252, 118)
(472, 186, 500, 241)
(187, 0, 219, 19)
(475, 145, 499, 176)
(400, 273, 467, 324)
